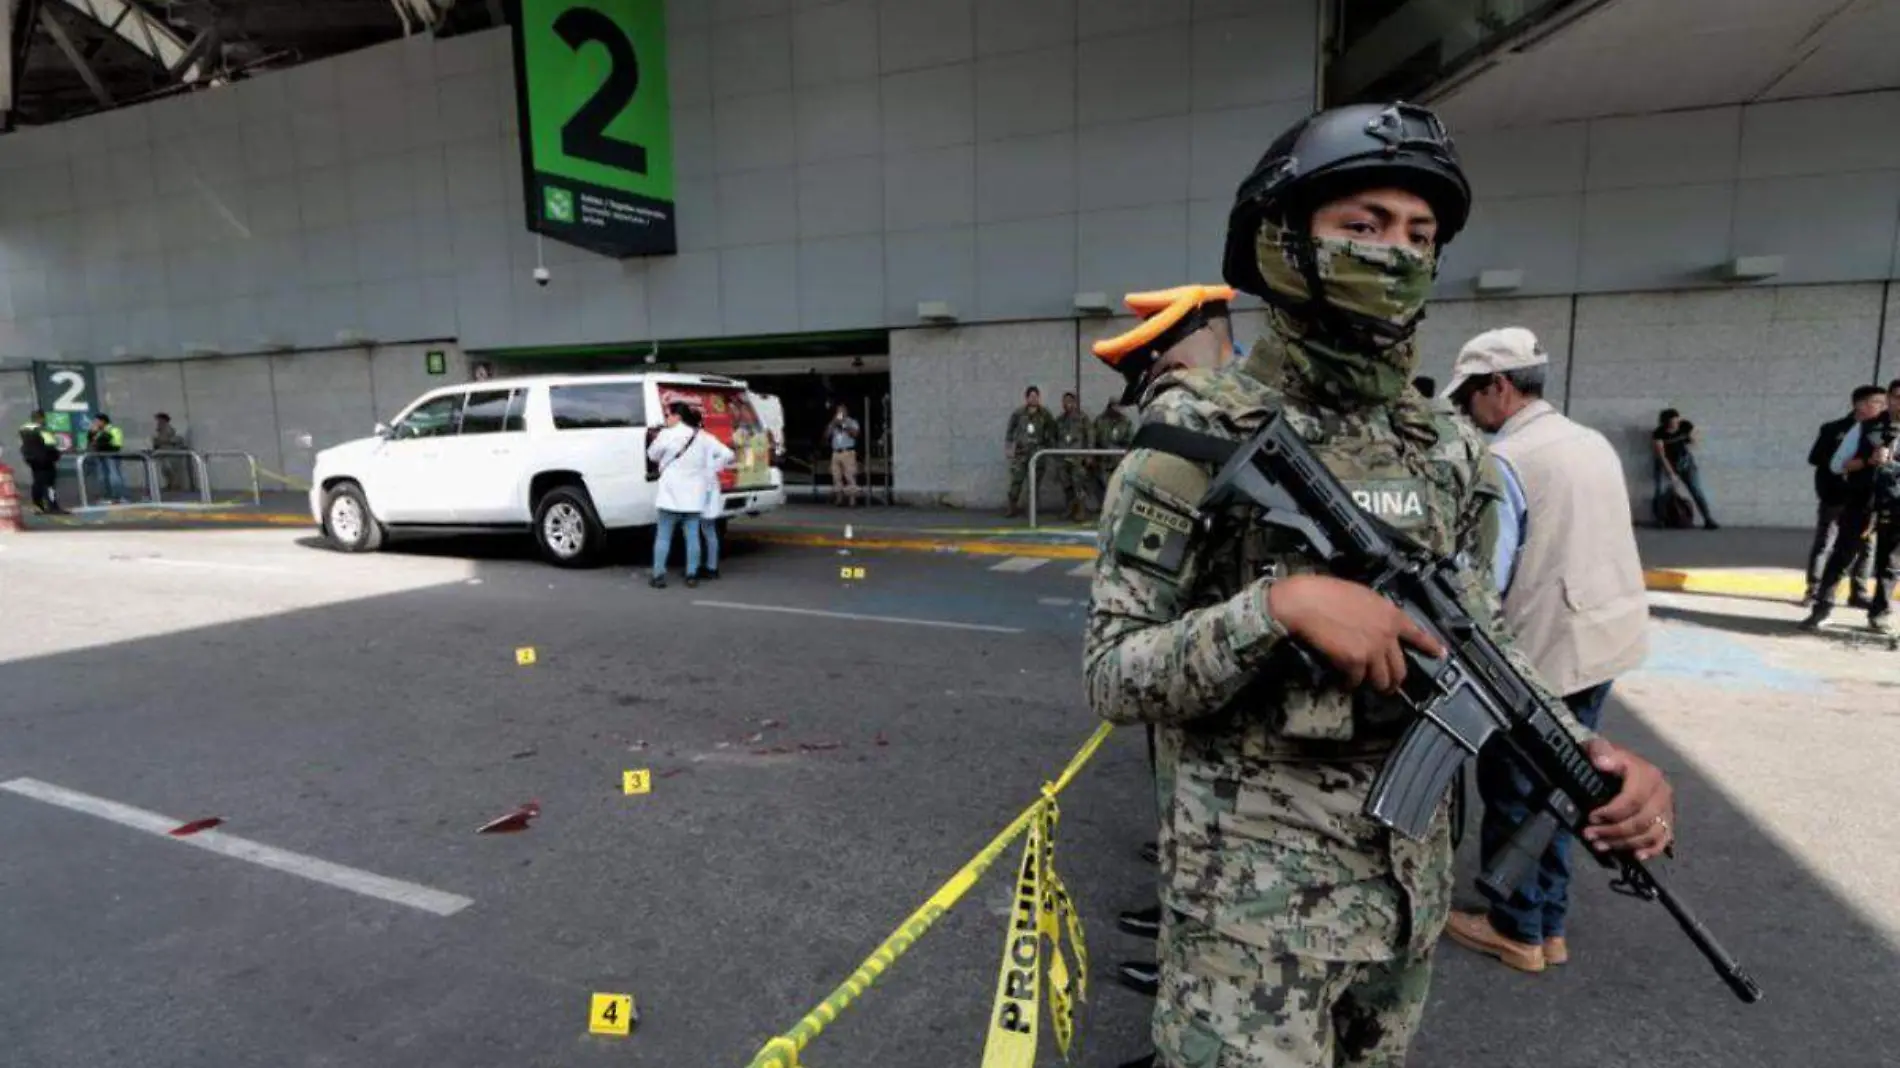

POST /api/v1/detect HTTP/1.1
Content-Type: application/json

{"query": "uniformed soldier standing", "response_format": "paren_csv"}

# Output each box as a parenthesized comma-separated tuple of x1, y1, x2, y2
(1093, 400, 1135, 502)
(1085, 103, 1678, 1067)
(1004, 386, 1057, 517)
(1055, 391, 1095, 521)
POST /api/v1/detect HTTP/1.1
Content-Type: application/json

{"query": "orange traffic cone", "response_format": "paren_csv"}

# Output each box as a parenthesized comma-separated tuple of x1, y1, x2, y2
(0, 463, 21, 533)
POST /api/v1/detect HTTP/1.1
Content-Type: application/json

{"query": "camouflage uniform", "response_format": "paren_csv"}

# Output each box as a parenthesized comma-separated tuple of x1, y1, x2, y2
(1086, 230, 1597, 1067)
(1093, 406, 1135, 499)
(1056, 407, 1095, 518)
(1005, 403, 1057, 512)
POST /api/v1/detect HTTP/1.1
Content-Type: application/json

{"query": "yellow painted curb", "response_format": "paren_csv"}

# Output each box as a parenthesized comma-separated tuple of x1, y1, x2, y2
(740, 529, 1098, 561)
(1644, 568, 1811, 601)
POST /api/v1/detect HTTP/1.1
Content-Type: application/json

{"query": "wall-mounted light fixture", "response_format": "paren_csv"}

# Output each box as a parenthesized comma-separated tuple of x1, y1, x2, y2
(916, 300, 958, 324)
(1719, 255, 1782, 282)
(1476, 268, 1524, 295)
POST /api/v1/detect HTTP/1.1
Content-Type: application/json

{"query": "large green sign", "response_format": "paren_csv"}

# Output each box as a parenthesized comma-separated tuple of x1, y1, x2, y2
(31, 360, 99, 453)
(510, 0, 676, 257)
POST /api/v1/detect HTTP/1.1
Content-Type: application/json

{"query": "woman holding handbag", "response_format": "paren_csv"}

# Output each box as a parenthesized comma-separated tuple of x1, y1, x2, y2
(698, 420, 737, 580)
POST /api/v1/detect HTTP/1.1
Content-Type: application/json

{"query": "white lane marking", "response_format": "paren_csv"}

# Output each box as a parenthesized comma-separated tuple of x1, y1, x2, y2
(0, 778, 472, 917)
(989, 556, 1049, 573)
(693, 600, 1025, 634)
(1038, 597, 1077, 607)
(137, 557, 289, 574)
(1066, 562, 1094, 578)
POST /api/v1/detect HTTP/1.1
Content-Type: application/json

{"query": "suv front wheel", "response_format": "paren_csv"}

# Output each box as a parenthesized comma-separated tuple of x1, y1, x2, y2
(322, 481, 385, 553)
(533, 485, 605, 568)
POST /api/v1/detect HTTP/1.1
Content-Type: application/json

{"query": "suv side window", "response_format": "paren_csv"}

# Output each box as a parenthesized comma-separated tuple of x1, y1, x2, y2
(394, 394, 464, 439)
(461, 389, 518, 435)
(550, 383, 644, 430)
(503, 389, 528, 432)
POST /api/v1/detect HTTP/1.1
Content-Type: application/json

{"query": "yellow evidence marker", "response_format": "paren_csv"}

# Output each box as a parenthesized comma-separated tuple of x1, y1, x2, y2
(839, 565, 866, 580)
(589, 993, 635, 1036)
(515, 647, 537, 666)
(622, 769, 652, 796)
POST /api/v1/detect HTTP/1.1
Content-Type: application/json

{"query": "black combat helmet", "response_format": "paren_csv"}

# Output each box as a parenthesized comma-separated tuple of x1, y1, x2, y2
(1222, 102, 1472, 332)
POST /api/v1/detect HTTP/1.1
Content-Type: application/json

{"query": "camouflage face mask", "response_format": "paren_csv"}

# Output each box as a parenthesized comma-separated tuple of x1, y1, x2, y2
(1254, 220, 1435, 335)
(1254, 220, 1435, 404)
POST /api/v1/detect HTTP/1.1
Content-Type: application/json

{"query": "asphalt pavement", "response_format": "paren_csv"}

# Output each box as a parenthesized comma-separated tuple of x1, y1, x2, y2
(0, 526, 1894, 1067)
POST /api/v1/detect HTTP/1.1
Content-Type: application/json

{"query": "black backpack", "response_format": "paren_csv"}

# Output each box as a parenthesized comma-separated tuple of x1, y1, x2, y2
(1656, 487, 1696, 528)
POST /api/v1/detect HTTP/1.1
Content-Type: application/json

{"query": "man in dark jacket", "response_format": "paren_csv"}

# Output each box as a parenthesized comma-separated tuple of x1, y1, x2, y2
(1805, 386, 1885, 605)
(1805, 379, 1900, 634)
(17, 410, 64, 514)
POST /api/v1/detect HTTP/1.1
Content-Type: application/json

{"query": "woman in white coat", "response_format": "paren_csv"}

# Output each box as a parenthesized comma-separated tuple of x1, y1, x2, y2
(698, 423, 737, 580)
(646, 402, 726, 588)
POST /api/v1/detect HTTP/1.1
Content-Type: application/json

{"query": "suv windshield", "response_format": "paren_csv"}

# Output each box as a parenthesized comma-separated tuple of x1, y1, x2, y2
(394, 394, 463, 439)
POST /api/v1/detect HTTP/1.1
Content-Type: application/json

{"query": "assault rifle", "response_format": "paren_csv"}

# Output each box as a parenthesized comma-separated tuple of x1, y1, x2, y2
(1169, 413, 1762, 1003)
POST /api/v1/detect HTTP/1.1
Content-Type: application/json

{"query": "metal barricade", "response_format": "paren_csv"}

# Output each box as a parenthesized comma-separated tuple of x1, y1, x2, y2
(146, 450, 213, 505)
(1027, 448, 1126, 528)
(198, 450, 262, 506)
(74, 452, 159, 510)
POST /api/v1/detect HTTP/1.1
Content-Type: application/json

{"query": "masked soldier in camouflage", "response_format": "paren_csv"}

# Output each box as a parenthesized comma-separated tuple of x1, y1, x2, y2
(1085, 103, 1678, 1067)
(1056, 392, 1095, 521)
(1004, 386, 1057, 517)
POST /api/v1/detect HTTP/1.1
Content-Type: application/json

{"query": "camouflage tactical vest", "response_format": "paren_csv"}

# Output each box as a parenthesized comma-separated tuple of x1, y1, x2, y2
(1144, 348, 1494, 756)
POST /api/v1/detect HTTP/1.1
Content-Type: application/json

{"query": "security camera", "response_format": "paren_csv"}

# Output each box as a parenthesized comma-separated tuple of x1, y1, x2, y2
(532, 265, 551, 287)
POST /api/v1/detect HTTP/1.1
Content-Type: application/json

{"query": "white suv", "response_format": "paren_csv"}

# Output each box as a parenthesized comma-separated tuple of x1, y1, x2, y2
(311, 372, 785, 566)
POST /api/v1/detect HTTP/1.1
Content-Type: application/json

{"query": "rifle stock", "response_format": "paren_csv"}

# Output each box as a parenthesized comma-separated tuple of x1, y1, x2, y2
(1198, 413, 1763, 1004)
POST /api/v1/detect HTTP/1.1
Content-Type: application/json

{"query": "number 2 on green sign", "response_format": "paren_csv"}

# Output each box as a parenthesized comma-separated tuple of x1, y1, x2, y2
(554, 7, 647, 175)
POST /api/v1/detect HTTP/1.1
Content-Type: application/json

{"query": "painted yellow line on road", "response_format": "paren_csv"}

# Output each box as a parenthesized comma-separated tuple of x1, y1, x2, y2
(738, 529, 1098, 561)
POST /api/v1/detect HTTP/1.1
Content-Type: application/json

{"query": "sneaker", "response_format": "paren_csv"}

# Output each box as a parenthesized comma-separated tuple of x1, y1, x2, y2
(1703, 521, 1721, 530)
(1117, 906, 1160, 938)
(1116, 960, 1159, 996)
(685, 576, 699, 589)
(1870, 615, 1894, 635)
(1798, 606, 1830, 632)
(649, 575, 667, 589)
(703, 568, 720, 580)
(1848, 592, 1873, 610)
(1444, 911, 1546, 973)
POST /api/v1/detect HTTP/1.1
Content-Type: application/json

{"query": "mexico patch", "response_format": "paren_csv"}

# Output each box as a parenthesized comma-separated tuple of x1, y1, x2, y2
(1115, 495, 1194, 576)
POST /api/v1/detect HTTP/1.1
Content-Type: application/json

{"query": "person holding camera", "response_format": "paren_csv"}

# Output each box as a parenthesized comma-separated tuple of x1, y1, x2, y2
(826, 404, 861, 507)
(1805, 378, 1900, 634)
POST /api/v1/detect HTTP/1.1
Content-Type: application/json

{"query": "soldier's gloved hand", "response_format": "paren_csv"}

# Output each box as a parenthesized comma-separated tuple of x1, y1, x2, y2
(1265, 575, 1446, 695)
(1581, 741, 1676, 861)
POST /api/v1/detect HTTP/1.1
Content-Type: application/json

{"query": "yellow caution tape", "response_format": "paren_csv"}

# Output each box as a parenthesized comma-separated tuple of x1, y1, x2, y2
(743, 722, 1114, 1068)
(981, 812, 1042, 1068)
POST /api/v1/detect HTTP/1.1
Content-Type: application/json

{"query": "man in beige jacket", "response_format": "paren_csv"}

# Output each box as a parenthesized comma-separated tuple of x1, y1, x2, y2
(1438, 327, 1651, 973)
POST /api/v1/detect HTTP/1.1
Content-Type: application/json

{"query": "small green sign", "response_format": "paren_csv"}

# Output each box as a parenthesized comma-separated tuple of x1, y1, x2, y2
(511, 0, 676, 257)
(426, 350, 448, 375)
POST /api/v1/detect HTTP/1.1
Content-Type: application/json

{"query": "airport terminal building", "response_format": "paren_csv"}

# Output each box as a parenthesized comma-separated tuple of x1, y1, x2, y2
(2, 0, 1896, 525)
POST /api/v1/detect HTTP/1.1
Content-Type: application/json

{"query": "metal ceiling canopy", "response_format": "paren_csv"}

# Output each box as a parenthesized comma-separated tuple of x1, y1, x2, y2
(3, 0, 498, 130)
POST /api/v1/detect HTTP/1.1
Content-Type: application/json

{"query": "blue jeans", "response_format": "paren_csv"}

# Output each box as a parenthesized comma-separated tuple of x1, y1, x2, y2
(1476, 681, 1613, 944)
(1654, 463, 1715, 525)
(701, 515, 720, 573)
(93, 456, 127, 502)
(652, 509, 701, 579)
